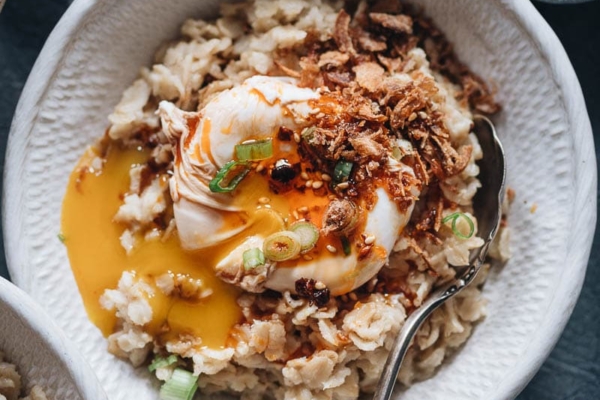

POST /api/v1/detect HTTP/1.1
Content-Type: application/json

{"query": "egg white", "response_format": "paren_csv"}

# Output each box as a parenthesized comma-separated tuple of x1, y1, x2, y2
(160, 76, 420, 295)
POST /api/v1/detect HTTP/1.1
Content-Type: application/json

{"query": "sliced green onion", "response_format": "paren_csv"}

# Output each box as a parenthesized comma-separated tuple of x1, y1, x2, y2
(159, 368, 198, 400)
(263, 231, 302, 261)
(290, 221, 320, 253)
(442, 212, 475, 239)
(243, 247, 265, 270)
(235, 139, 273, 161)
(333, 160, 354, 184)
(301, 126, 315, 141)
(209, 160, 251, 193)
(341, 236, 351, 256)
(149, 355, 178, 373)
(57, 233, 66, 243)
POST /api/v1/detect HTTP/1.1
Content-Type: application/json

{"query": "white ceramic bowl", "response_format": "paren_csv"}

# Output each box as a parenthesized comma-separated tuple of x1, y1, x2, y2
(0, 277, 107, 400)
(3, 0, 596, 399)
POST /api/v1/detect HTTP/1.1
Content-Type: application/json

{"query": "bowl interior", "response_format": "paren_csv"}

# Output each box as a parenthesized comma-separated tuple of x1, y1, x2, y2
(0, 279, 106, 400)
(4, 0, 594, 399)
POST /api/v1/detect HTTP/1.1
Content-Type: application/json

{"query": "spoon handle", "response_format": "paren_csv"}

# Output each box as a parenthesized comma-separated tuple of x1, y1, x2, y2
(374, 115, 505, 400)
(372, 242, 491, 400)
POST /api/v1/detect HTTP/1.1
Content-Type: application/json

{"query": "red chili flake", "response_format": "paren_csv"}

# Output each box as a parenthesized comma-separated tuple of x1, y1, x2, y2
(295, 278, 330, 308)
(278, 126, 294, 141)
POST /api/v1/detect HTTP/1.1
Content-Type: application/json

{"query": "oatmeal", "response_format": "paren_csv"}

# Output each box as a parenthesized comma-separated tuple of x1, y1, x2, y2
(61, 0, 510, 399)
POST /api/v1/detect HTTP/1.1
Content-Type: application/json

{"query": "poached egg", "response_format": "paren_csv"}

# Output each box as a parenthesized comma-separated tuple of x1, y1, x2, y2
(159, 75, 419, 295)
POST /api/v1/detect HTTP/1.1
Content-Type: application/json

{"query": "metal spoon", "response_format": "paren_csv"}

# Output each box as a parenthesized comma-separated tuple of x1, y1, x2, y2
(373, 115, 506, 400)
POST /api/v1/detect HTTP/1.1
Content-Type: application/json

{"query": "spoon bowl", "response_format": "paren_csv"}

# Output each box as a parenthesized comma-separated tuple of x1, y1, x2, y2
(373, 115, 506, 400)
(472, 115, 508, 248)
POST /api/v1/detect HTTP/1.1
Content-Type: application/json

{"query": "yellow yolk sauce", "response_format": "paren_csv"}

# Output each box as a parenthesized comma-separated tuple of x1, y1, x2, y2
(62, 117, 372, 348)
(61, 145, 241, 348)
(226, 133, 349, 265)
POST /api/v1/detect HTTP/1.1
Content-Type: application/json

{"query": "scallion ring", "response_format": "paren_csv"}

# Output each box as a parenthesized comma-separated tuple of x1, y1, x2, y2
(341, 236, 351, 256)
(442, 212, 475, 239)
(159, 368, 198, 400)
(148, 355, 178, 373)
(263, 231, 302, 261)
(289, 221, 319, 253)
(235, 139, 273, 161)
(209, 160, 251, 193)
(243, 247, 265, 270)
(333, 160, 354, 184)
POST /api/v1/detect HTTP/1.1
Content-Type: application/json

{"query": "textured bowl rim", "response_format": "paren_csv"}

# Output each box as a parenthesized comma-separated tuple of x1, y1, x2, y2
(0, 277, 108, 400)
(3, 0, 596, 399)
(484, 0, 597, 396)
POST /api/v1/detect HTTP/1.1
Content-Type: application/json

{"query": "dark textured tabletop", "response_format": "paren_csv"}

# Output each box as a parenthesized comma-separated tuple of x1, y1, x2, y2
(1, 1, 598, 398)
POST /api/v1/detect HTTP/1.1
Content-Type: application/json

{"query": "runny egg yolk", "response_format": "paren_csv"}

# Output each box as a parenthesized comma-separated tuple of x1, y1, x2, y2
(61, 146, 241, 347)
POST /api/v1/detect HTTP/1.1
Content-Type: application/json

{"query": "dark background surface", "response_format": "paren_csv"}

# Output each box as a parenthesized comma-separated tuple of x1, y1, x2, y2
(1, 1, 599, 398)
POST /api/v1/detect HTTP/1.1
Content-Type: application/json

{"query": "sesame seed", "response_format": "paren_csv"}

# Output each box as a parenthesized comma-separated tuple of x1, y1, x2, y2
(326, 245, 337, 253)
(292, 210, 299, 219)
(418, 111, 428, 119)
(305, 180, 313, 188)
(297, 206, 309, 214)
(328, 195, 337, 200)
(321, 173, 332, 182)
(315, 281, 326, 290)
(301, 172, 309, 180)
(256, 164, 265, 172)
(336, 182, 349, 189)
(408, 112, 417, 122)
(258, 197, 270, 204)
(312, 181, 324, 189)
(364, 235, 375, 245)
(349, 292, 358, 301)
(316, 113, 325, 119)
(293, 133, 301, 143)
(303, 254, 313, 261)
